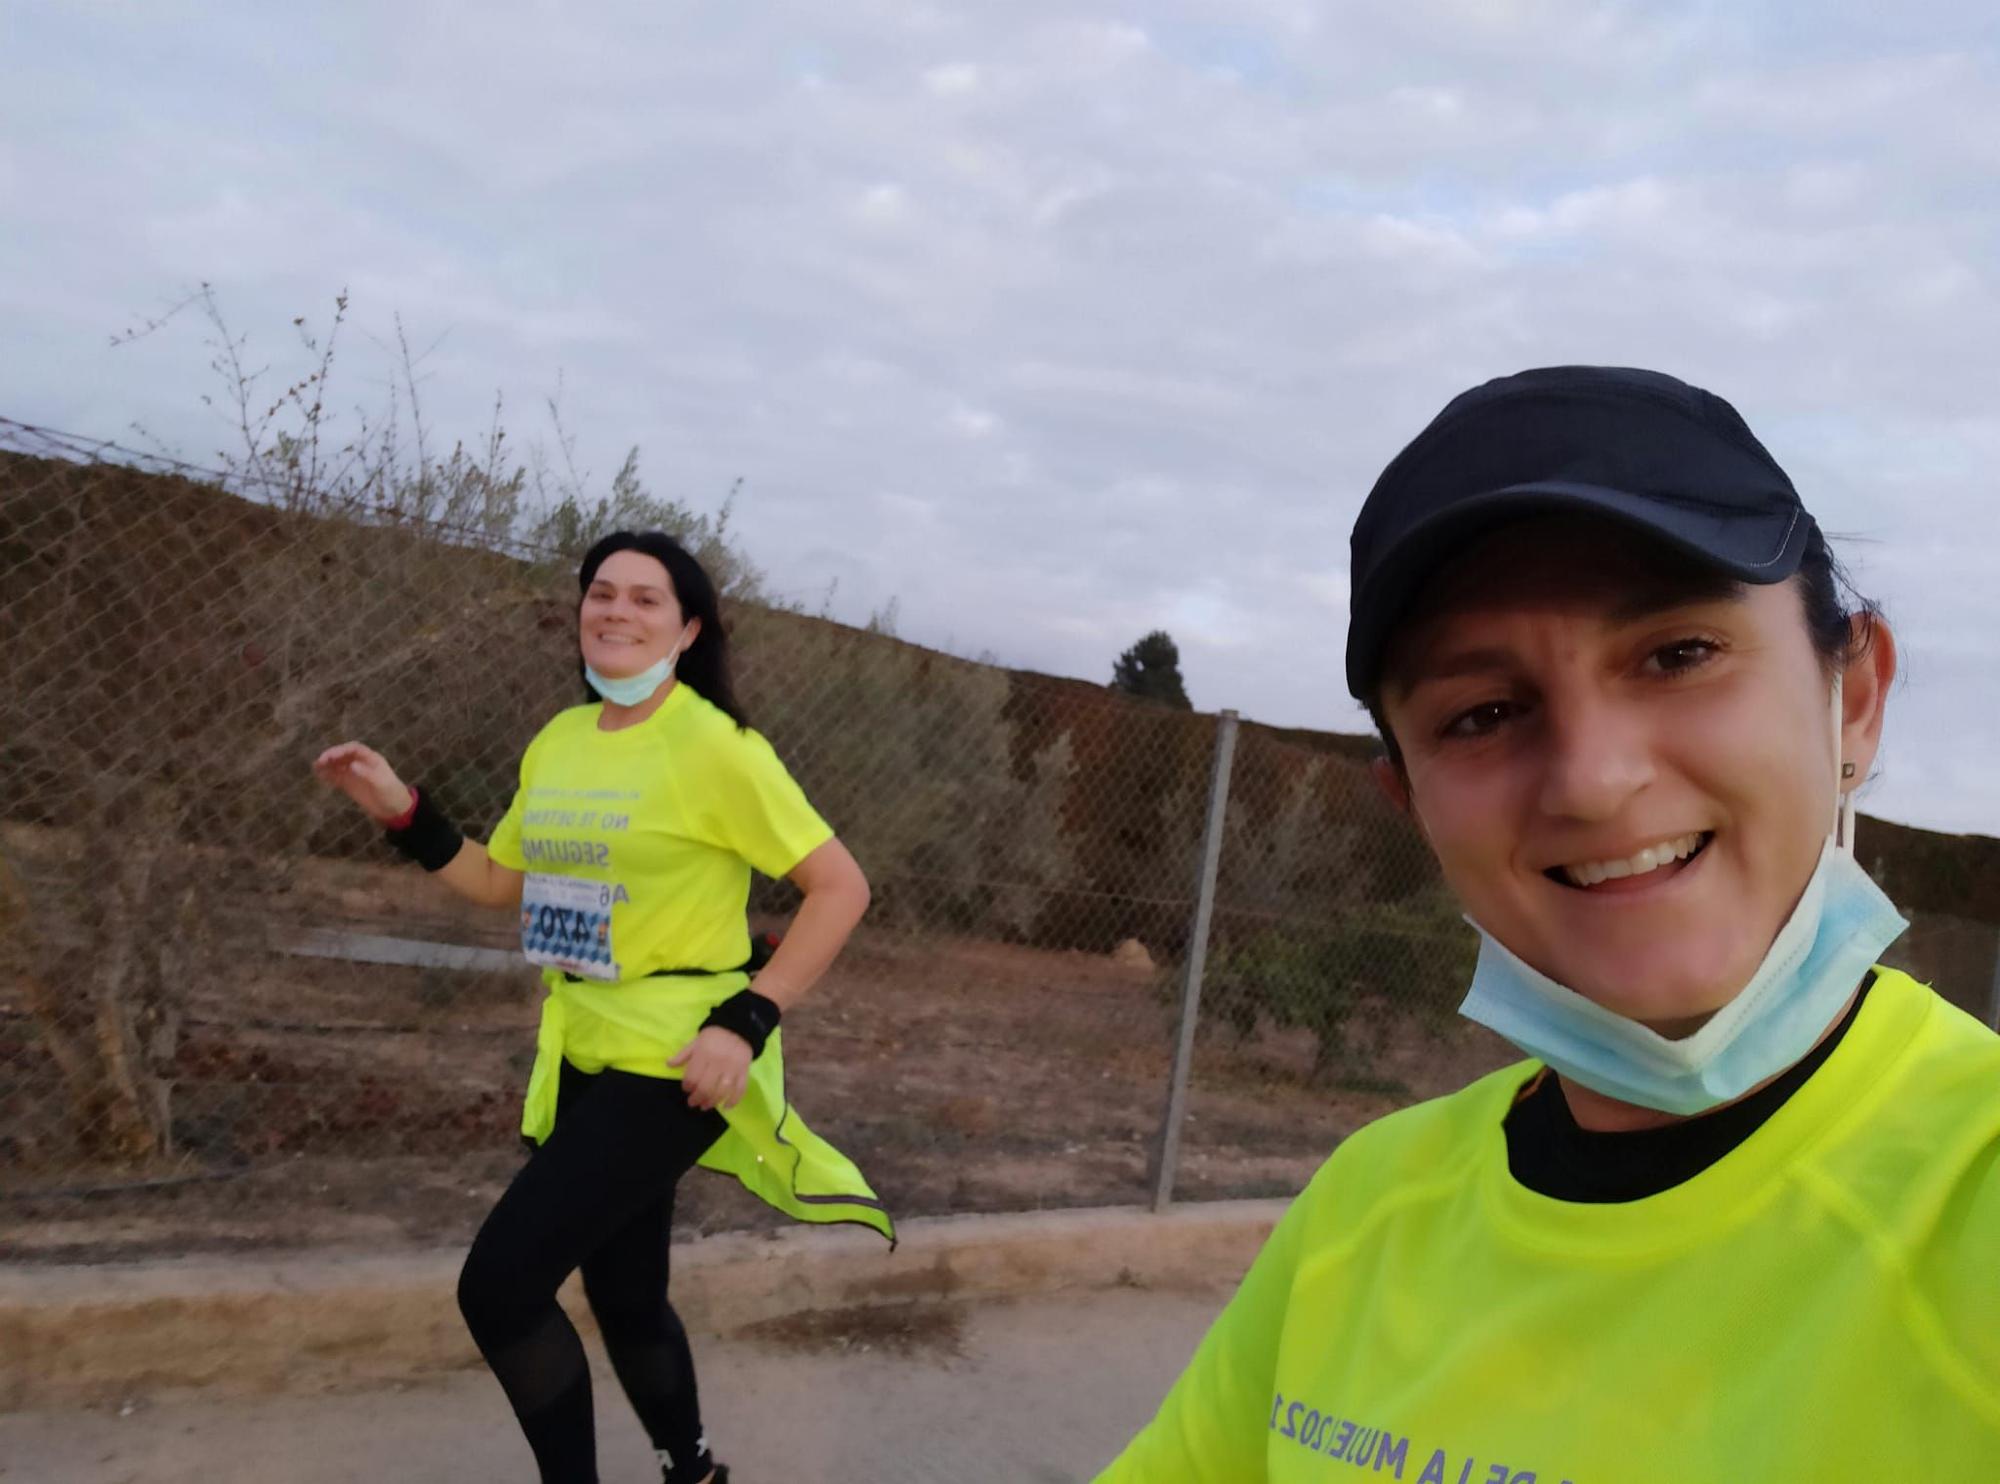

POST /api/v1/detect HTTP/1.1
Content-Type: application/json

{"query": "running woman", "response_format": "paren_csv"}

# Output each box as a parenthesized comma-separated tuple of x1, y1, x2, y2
(314, 530, 892, 1484)
(1096, 367, 2000, 1481)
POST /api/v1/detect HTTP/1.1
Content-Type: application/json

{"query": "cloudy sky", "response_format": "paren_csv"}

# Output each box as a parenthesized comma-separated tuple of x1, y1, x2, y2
(7, 1, 1998, 835)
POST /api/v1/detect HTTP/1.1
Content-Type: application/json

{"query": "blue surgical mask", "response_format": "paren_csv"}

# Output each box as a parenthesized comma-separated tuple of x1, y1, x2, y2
(584, 623, 691, 706)
(1455, 676, 1907, 1115)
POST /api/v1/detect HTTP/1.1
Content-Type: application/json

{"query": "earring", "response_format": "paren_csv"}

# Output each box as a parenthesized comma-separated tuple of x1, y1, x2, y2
(1841, 762, 1857, 779)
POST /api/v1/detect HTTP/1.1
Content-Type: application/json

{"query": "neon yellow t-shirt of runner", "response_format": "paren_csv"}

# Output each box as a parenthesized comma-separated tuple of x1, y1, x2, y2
(1096, 967, 2000, 1483)
(487, 681, 833, 1072)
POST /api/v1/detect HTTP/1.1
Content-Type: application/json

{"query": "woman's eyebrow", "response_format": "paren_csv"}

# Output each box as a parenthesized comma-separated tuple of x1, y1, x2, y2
(1392, 645, 1515, 699)
(1607, 582, 1745, 626)
(1388, 577, 1748, 698)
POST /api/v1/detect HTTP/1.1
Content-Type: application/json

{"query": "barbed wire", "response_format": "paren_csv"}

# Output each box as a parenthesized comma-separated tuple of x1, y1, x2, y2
(0, 414, 568, 563)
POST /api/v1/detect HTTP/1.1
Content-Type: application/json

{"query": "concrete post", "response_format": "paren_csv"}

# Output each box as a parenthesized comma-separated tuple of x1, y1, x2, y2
(1150, 710, 1240, 1213)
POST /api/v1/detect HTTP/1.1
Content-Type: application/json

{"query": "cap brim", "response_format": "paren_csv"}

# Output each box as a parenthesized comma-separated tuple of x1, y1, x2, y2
(1345, 480, 1814, 699)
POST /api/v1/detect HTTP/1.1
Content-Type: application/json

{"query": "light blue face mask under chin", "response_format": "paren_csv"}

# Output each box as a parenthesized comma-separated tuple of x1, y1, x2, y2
(584, 656, 674, 706)
(584, 624, 689, 706)
(1459, 840, 1909, 1116)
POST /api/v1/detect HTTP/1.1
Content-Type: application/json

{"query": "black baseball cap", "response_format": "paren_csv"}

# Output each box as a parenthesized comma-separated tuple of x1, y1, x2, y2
(1344, 365, 1818, 699)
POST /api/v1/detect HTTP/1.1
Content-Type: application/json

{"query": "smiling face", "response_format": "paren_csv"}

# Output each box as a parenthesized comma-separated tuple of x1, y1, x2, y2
(578, 549, 697, 680)
(1376, 518, 1888, 1033)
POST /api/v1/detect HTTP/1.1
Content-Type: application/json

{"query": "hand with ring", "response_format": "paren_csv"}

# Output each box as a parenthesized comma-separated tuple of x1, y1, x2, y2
(669, 1025, 753, 1110)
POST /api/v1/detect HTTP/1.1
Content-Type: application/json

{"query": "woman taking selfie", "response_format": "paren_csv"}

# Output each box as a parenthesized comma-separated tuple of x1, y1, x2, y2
(315, 529, 891, 1484)
(1098, 367, 2000, 1481)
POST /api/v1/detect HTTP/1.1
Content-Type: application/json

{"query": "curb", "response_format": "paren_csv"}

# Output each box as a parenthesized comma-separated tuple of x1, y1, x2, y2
(0, 1200, 1282, 1411)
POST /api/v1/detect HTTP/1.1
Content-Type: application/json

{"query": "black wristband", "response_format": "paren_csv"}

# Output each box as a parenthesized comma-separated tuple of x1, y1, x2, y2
(701, 989, 782, 1059)
(384, 789, 464, 872)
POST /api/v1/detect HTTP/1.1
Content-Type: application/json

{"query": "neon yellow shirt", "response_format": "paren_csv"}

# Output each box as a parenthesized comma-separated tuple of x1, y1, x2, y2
(1098, 968, 2000, 1482)
(487, 682, 891, 1242)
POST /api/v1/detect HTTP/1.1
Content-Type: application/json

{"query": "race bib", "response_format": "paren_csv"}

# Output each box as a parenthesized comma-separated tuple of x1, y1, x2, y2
(520, 873, 621, 981)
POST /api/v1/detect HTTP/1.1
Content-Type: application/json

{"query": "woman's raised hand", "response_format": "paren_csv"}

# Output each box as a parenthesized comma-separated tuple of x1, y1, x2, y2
(313, 741, 416, 824)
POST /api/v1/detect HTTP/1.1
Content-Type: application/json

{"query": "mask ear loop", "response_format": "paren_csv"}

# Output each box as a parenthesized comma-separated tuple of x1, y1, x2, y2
(1831, 674, 1858, 855)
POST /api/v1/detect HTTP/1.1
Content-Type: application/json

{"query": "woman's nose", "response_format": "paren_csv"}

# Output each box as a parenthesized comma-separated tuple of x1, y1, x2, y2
(1535, 697, 1657, 823)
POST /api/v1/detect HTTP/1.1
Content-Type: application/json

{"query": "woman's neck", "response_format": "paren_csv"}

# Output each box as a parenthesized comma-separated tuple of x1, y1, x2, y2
(1557, 987, 1863, 1132)
(596, 676, 677, 732)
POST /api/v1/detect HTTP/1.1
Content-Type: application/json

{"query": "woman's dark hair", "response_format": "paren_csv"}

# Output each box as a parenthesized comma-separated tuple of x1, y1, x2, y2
(577, 530, 750, 729)
(1365, 518, 1883, 776)
(1796, 522, 1883, 678)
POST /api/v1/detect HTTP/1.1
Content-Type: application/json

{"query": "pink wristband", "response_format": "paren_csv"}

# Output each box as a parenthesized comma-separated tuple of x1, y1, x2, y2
(382, 786, 420, 832)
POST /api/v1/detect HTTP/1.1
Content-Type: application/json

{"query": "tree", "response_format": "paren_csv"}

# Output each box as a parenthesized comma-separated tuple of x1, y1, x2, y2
(1110, 630, 1192, 709)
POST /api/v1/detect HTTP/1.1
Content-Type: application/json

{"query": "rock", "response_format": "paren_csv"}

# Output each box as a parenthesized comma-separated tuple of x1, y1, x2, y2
(1111, 938, 1155, 971)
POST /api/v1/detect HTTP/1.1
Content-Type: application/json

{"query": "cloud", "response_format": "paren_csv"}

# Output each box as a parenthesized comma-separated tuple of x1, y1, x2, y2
(947, 403, 1000, 438)
(3, 0, 1997, 835)
(922, 62, 982, 97)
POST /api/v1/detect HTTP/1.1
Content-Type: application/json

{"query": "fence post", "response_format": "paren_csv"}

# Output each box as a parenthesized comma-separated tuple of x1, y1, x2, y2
(1150, 709, 1239, 1214)
(1986, 930, 2000, 1035)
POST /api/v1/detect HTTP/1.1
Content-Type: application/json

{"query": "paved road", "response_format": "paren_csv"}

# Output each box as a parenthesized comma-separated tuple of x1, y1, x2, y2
(0, 1286, 1224, 1483)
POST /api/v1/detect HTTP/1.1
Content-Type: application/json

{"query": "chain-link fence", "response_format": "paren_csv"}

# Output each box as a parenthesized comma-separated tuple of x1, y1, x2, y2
(3, 418, 1996, 1264)
(1880, 911, 2000, 1027)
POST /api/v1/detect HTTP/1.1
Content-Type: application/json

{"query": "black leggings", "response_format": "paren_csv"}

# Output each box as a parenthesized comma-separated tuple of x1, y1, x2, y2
(458, 1060, 728, 1484)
